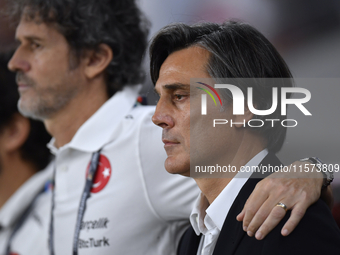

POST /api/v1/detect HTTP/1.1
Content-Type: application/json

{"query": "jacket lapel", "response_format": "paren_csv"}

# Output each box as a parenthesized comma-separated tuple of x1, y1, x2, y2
(213, 153, 282, 255)
(178, 227, 202, 255)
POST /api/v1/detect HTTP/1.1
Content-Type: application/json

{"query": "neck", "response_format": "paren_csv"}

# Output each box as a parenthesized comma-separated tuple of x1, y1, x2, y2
(44, 80, 109, 148)
(194, 178, 233, 205)
(0, 152, 36, 209)
(194, 131, 266, 205)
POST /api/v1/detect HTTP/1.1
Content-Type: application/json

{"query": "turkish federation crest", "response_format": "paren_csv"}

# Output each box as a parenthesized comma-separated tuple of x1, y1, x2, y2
(86, 154, 112, 193)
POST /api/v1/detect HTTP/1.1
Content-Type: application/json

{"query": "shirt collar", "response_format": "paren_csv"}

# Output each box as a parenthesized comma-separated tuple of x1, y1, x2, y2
(190, 193, 211, 236)
(190, 149, 268, 234)
(0, 164, 53, 229)
(48, 85, 141, 154)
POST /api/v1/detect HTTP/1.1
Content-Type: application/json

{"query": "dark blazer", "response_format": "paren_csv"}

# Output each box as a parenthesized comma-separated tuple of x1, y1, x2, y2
(178, 153, 340, 255)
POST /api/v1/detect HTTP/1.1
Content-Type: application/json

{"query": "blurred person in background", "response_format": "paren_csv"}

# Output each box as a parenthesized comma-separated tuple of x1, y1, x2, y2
(0, 51, 52, 255)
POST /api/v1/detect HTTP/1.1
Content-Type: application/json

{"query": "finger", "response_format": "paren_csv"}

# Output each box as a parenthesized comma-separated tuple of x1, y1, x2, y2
(236, 209, 245, 222)
(245, 198, 285, 237)
(280, 204, 306, 236)
(242, 192, 269, 232)
(254, 203, 288, 240)
(241, 184, 270, 231)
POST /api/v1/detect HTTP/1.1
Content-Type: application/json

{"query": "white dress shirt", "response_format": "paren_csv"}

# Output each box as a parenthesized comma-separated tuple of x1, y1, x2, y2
(190, 149, 268, 255)
(47, 85, 199, 255)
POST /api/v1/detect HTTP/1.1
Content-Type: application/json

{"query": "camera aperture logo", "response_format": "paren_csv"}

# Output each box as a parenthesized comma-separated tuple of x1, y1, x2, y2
(197, 83, 312, 128)
(196, 82, 223, 114)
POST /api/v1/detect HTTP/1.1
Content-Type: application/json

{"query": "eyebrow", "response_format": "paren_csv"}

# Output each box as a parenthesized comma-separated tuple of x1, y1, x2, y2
(154, 83, 190, 95)
(15, 35, 44, 43)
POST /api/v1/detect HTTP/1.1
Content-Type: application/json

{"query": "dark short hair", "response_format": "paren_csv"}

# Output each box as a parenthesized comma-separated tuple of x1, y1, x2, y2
(0, 51, 51, 170)
(7, 0, 149, 97)
(149, 21, 293, 153)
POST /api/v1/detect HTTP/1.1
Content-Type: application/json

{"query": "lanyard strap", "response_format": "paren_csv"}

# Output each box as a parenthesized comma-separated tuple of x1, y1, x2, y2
(49, 150, 101, 255)
(48, 164, 56, 255)
(73, 150, 101, 255)
(6, 187, 45, 255)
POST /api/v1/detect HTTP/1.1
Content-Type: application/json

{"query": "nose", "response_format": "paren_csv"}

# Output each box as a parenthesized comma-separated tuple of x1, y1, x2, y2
(152, 98, 175, 129)
(8, 47, 31, 73)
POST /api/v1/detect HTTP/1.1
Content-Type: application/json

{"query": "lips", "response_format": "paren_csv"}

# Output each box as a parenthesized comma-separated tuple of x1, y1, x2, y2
(17, 82, 30, 91)
(17, 82, 28, 87)
(162, 139, 180, 147)
(16, 72, 34, 91)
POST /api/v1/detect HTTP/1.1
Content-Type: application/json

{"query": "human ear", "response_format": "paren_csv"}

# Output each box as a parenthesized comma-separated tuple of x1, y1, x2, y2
(84, 43, 113, 79)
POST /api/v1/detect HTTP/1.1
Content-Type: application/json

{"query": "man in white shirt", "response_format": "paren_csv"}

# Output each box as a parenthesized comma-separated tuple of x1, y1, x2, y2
(0, 51, 52, 255)
(6, 1, 198, 254)
(150, 21, 340, 254)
